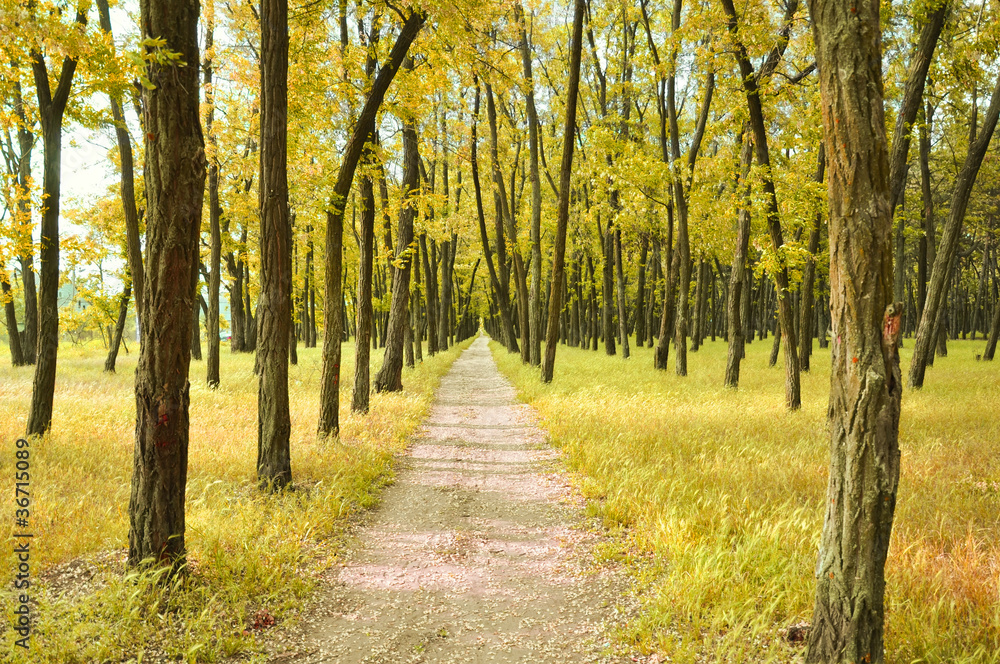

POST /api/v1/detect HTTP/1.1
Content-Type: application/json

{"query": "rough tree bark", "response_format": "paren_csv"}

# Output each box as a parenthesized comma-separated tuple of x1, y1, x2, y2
(805, 1, 903, 661)
(517, 2, 543, 367)
(373, 92, 418, 393)
(256, 0, 293, 490)
(128, 0, 206, 569)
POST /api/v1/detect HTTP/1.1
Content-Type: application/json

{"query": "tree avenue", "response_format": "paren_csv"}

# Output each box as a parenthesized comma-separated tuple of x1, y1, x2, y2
(1, 0, 999, 661)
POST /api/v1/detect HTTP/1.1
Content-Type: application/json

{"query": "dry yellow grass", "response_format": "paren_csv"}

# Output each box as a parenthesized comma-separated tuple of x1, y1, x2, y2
(0, 338, 470, 663)
(492, 336, 1000, 663)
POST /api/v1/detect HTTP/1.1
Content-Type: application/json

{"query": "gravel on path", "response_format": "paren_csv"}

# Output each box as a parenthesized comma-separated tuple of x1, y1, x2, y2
(272, 335, 635, 663)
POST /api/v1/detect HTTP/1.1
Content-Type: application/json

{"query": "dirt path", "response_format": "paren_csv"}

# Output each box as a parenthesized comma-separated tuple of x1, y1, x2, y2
(281, 335, 630, 663)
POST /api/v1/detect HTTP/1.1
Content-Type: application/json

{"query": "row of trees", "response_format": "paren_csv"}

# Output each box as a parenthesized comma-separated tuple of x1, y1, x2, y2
(2, 0, 998, 661)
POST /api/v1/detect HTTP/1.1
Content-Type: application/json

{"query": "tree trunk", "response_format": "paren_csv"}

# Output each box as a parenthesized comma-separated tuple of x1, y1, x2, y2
(373, 103, 418, 393)
(190, 296, 202, 360)
(602, 223, 617, 356)
(721, 0, 800, 409)
(2, 272, 26, 366)
(353, 173, 376, 413)
(517, 3, 543, 367)
(909, 72, 1000, 388)
(471, 81, 518, 354)
(420, 234, 439, 355)
(438, 239, 452, 352)
(634, 235, 649, 346)
(318, 11, 425, 435)
(103, 284, 131, 374)
(799, 145, 826, 371)
(805, 3, 902, 660)
(615, 228, 630, 359)
(256, 0, 293, 490)
(26, 14, 83, 436)
(129, 0, 206, 570)
(725, 130, 753, 387)
(542, 0, 583, 383)
(11, 81, 38, 365)
(202, 3, 222, 387)
(691, 257, 706, 351)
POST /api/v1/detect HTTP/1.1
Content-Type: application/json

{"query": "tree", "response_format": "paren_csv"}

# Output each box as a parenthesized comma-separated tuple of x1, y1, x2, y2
(204, 0, 222, 388)
(542, 0, 584, 383)
(806, 1, 903, 660)
(317, 8, 426, 437)
(373, 62, 419, 393)
(256, 0, 292, 490)
(908, 72, 1000, 388)
(25, 5, 87, 436)
(720, 0, 801, 410)
(129, 0, 207, 569)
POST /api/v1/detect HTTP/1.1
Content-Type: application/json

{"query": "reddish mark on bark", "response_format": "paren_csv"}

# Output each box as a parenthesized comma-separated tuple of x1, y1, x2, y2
(158, 413, 169, 426)
(146, 132, 156, 142)
(829, 572, 835, 579)
(852, 357, 858, 363)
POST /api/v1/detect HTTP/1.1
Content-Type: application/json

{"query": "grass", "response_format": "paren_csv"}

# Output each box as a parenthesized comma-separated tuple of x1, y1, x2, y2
(491, 335, 1000, 663)
(0, 336, 471, 663)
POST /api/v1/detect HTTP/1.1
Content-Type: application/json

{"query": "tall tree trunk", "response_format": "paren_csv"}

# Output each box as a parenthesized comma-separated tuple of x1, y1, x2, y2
(471, 81, 519, 353)
(9, 78, 38, 364)
(602, 224, 617, 356)
(2, 272, 26, 366)
(517, 3, 543, 367)
(721, 0, 801, 409)
(799, 145, 826, 371)
(373, 100, 418, 393)
(318, 11, 425, 435)
(909, 72, 1000, 388)
(26, 10, 84, 437)
(725, 129, 753, 387)
(191, 296, 202, 360)
(805, 3, 902, 661)
(353, 173, 376, 413)
(634, 235, 649, 346)
(438, 239, 452, 351)
(420, 234, 439, 355)
(256, 0, 293, 489)
(98, 0, 145, 331)
(129, 0, 206, 570)
(691, 257, 706, 351)
(542, 0, 583, 383)
(614, 228, 630, 359)
(202, 1, 222, 387)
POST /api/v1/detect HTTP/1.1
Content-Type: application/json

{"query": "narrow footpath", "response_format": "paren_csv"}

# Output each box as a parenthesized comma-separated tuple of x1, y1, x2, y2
(283, 335, 631, 663)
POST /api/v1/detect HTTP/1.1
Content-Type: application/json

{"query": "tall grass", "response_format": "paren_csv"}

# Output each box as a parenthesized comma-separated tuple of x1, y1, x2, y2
(0, 338, 470, 663)
(492, 337, 1000, 663)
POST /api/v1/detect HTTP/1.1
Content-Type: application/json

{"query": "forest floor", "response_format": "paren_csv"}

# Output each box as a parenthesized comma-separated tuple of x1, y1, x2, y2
(257, 335, 639, 664)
